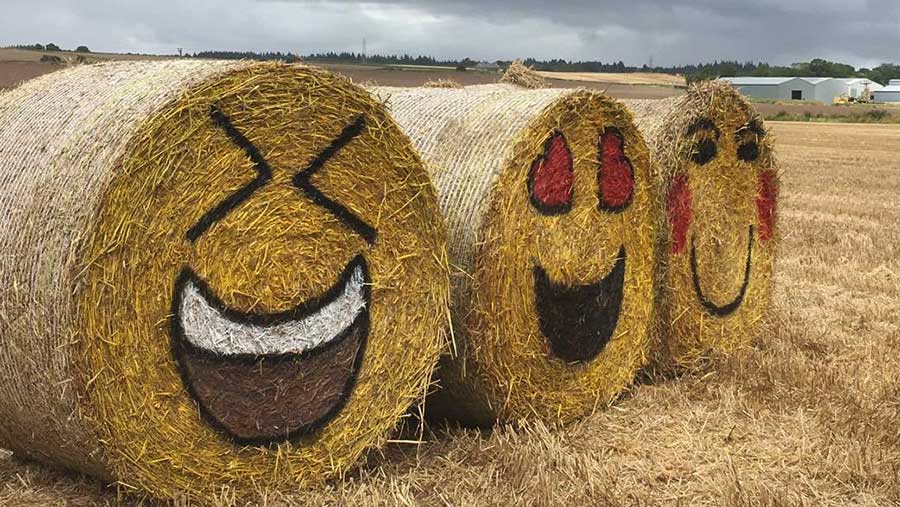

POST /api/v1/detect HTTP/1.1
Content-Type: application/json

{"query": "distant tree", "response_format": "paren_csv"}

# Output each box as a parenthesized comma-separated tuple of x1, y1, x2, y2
(860, 64, 900, 85)
(9, 44, 46, 51)
(45, 43, 61, 51)
(75, 45, 91, 53)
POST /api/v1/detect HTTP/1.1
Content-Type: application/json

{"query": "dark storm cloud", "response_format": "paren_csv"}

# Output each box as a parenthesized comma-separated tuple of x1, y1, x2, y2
(315, 0, 900, 67)
(1, 0, 897, 67)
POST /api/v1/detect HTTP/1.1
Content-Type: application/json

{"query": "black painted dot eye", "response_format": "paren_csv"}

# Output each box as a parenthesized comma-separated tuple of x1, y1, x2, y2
(691, 139, 717, 166)
(737, 142, 760, 162)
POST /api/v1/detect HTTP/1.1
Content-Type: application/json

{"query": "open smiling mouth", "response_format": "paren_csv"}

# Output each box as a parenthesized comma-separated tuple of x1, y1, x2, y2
(690, 225, 753, 317)
(169, 255, 370, 446)
(533, 246, 627, 364)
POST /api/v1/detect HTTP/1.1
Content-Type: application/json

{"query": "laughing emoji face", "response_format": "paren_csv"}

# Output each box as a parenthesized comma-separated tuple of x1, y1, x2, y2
(168, 110, 376, 444)
(75, 64, 448, 495)
(661, 87, 779, 366)
(453, 93, 657, 424)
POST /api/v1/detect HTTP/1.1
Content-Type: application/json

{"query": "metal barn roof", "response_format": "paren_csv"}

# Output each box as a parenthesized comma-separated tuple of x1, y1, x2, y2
(721, 77, 834, 86)
(721, 77, 796, 85)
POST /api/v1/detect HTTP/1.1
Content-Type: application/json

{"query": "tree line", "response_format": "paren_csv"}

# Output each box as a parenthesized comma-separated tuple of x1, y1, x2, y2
(10, 43, 91, 53)
(679, 59, 900, 85)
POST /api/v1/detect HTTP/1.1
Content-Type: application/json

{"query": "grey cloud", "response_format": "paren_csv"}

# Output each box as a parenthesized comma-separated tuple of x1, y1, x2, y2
(1, 0, 897, 67)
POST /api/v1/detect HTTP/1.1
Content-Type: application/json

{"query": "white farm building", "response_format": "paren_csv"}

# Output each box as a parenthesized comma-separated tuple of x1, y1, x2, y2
(873, 79, 900, 103)
(720, 77, 883, 103)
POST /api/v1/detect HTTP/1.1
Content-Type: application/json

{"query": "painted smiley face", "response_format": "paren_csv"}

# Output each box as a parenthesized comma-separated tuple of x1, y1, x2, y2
(75, 65, 448, 492)
(467, 93, 656, 422)
(169, 109, 375, 444)
(668, 116, 777, 314)
(528, 128, 635, 362)
(660, 93, 779, 364)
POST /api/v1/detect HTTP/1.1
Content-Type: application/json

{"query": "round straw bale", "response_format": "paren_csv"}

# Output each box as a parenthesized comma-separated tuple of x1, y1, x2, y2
(625, 81, 779, 370)
(370, 84, 659, 425)
(0, 60, 449, 500)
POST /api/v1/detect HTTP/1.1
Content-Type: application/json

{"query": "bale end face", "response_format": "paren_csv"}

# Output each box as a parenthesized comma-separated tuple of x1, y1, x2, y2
(431, 90, 659, 424)
(636, 81, 780, 370)
(0, 61, 450, 501)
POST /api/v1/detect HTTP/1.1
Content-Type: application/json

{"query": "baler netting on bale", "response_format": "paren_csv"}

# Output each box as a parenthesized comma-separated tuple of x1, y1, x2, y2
(371, 84, 659, 426)
(0, 60, 450, 500)
(625, 81, 780, 370)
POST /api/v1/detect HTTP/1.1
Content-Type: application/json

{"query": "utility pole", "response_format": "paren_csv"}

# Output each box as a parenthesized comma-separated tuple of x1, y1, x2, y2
(362, 37, 367, 63)
(177, 47, 183, 57)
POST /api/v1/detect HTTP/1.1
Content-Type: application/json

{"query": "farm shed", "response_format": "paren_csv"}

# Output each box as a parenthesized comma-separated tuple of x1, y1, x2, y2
(475, 61, 500, 70)
(721, 77, 882, 103)
(721, 77, 814, 101)
(874, 85, 900, 103)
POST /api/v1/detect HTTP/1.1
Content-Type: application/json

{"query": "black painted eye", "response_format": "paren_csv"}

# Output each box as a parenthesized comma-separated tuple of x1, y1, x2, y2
(737, 142, 760, 162)
(691, 139, 717, 166)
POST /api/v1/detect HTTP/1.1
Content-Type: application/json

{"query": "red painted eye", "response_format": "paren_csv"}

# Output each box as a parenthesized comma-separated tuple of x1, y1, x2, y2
(757, 170, 778, 243)
(668, 173, 692, 254)
(529, 132, 574, 214)
(598, 128, 635, 212)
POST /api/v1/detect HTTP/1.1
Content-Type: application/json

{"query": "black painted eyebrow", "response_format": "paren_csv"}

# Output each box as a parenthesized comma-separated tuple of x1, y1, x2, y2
(293, 116, 377, 246)
(686, 118, 721, 138)
(186, 105, 273, 242)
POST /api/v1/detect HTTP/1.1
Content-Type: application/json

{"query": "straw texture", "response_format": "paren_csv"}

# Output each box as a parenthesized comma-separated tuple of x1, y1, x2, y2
(625, 81, 779, 370)
(423, 78, 463, 89)
(500, 59, 548, 89)
(0, 60, 449, 501)
(372, 85, 658, 425)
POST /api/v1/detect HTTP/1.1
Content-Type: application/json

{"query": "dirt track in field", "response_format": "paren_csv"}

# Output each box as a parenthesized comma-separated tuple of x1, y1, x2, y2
(3, 121, 900, 506)
(0, 61, 59, 89)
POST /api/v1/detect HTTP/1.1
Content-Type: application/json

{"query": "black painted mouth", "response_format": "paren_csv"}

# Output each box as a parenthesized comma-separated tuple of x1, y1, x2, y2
(169, 255, 370, 447)
(533, 246, 627, 363)
(690, 225, 753, 317)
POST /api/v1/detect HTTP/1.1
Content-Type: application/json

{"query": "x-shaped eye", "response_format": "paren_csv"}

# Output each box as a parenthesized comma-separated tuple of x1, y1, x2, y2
(187, 106, 376, 245)
(186, 106, 272, 242)
(292, 116, 377, 245)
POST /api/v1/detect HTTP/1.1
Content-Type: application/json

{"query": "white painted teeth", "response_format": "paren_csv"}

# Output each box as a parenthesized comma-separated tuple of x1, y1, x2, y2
(178, 265, 366, 356)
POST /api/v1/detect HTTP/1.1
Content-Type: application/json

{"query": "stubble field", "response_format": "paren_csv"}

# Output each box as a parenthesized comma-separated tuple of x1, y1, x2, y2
(1, 120, 899, 505)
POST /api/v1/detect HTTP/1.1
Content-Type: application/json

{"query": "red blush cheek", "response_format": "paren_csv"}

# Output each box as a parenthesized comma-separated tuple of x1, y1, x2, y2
(757, 170, 778, 243)
(667, 173, 692, 254)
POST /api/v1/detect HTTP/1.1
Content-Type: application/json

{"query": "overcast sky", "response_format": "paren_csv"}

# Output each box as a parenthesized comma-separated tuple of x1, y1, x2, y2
(1, 0, 898, 68)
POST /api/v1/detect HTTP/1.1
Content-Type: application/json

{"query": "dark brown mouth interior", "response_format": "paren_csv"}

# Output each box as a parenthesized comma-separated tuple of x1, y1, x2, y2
(174, 321, 366, 445)
(169, 255, 370, 446)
